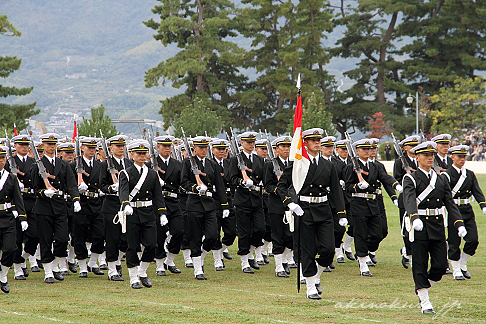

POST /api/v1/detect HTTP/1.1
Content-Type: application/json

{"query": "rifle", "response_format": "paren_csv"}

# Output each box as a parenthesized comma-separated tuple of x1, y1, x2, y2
(75, 135, 84, 185)
(147, 130, 158, 172)
(99, 130, 118, 184)
(226, 127, 253, 186)
(5, 132, 20, 176)
(432, 158, 441, 174)
(344, 132, 366, 182)
(181, 127, 205, 188)
(29, 139, 55, 190)
(265, 130, 282, 179)
(391, 133, 412, 173)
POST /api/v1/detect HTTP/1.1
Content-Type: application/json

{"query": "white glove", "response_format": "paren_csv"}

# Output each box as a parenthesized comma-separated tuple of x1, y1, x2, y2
(288, 202, 304, 216)
(412, 218, 423, 231)
(197, 184, 208, 194)
(482, 207, 486, 215)
(110, 183, 119, 192)
(21, 221, 28, 231)
(393, 199, 399, 207)
(357, 181, 369, 190)
(159, 178, 165, 187)
(160, 214, 168, 226)
(19, 181, 25, 191)
(338, 218, 348, 227)
(244, 179, 254, 188)
(124, 204, 133, 216)
(73, 201, 81, 213)
(222, 209, 230, 218)
(395, 184, 403, 194)
(78, 182, 88, 193)
(44, 189, 55, 198)
(458, 226, 467, 238)
(339, 180, 345, 188)
(12, 210, 18, 218)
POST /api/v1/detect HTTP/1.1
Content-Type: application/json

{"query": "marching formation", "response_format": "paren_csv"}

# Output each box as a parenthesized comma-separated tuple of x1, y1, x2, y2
(0, 128, 483, 315)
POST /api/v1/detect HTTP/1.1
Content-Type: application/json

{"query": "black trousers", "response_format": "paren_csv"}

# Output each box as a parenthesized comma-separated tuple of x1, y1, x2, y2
(345, 203, 354, 237)
(448, 216, 479, 260)
(103, 212, 127, 262)
(155, 208, 184, 259)
(235, 206, 265, 256)
(0, 225, 17, 267)
(269, 212, 292, 255)
(23, 212, 39, 256)
(378, 197, 388, 240)
(263, 207, 272, 242)
(13, 218, 25, 264)
(73, 212, 104, 260)
(37, 213, 69, 264)
(213, 208, 237, 250)
(294, 215, 335, 278)
(354, 213, 382, 257)
(181, 210, 190, 250)
(126, 220, 156, 268)
(411, 239, 448, 290)
(399, 207, 412, 255)
(332, 208, 346, 249)
(187, 210, 218, 257)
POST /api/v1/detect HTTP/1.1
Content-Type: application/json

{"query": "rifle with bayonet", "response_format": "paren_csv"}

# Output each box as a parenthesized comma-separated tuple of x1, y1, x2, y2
(181, 127, 205, 190)
(99, 130, 118, 184)
(29, 139, 55, 190)
(265, 130, 282, 179)
(147, 130, 158, 172)
(344, 132, 366, 182)
(391, 133, 413, 173)
(75, 135, 84, 186)
(5, 132, 20, 176)
(226, 127, 254, 188)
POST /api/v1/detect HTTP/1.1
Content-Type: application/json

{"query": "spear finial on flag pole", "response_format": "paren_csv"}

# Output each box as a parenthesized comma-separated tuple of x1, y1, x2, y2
(296, 73, 301, 94)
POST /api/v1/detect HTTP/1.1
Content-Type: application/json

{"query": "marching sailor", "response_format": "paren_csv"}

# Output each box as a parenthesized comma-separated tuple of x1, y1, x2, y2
(432, 134, 452, 171)
(255, 139, 271, 266)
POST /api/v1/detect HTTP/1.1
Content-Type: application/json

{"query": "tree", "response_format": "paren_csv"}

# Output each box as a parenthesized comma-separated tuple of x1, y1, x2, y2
(0, 15, 39, 131)
(366, 112, 390, 139)
(78, 105, 118, 137)
(173, 94, 222, 137)
(287, 92, 336, 135)
(429, 77, 486, 136)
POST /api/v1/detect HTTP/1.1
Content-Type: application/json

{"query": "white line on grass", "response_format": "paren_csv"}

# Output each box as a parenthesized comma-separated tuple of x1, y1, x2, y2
(0, 309, 78, 323)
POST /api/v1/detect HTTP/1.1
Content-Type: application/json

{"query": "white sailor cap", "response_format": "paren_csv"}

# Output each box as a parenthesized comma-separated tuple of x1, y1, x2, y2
(411, 141, 437, 154)
(255, 139, 268, 148)
(238, 132, 258, 142)
(12, 135, 31, 144)
(369, 138, 380, 148)
(192, 136, 211, 146)
(302, 128, 323, 140)
(39, 133, 61, 144)
(34, 141, 44, 151)
(431, 133, 451, 144)
(272, 136, 292, 147)
(80, 137, 99, 147)
(127, 140, 150, 152)
(107, 135, 128, 145)
(353, 139, 373, 149)
(448, 145, 469, 155)
(211, 139, 228, 148)
(58, 142, 76, 152)
(320, 136, 336, 147)
(335, 139, 348, 149)
(399, 135, 421, 146)
(0, 146, 7, 157)
(154, 135, 175, 145)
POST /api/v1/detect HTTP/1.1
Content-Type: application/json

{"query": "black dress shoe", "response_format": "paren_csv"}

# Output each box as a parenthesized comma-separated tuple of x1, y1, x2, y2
(131, 282, 143, 289)
(53, 271, 64, 281)
(454, 275, 465, 280)
(288, 262, 298, 268)
(37, 261, 43, 269)
(315, 283, 323, 295)
(329, 262, 335, 269)
(88, 266, 104, 275)
(307, 293, 322, 300)
(185, 263, 194, 268)
(323, 266, 331, 273)
(99, 264, 108, 270)
(68, 262, 77, 273)
(445, 268, 453, 275)
(337, 256, 345, 263)
(61, 270, 71, 276)
(195, 273, 207, 280)
(366, 261, 375, 267)
(140, 276, 152, 287)
(300, 279, 306, 284)
(401, 255, 409, 269)
(109, 274, 124, 281)
(45, 277, 55, 283)
(31, 266, 40, 273)
(257, 260, 265, 266)
(223, 251, 232, 260)
(248, 259, 260, 270)
(164, 264, 181, 274)
(344, 251, 356, 261)
(360, 271, 373, 277)
(461, 269, 472, 279)
(282, 263, 290, 274)
(156, 270, 166, 276)
(215, 266, 224, 271)
(242, 267, 254, 274)
(22, 267, 29, 277)
(262, 254, 270, 264)
(1, 282, 10, 293)
(369, 253, 377, 264)
(116, 265, 122, 276)
(14, 275, 26, 280)
(79, 272, 88, 278)
(422, 308, 436, 314)
(276, 271, 289, 278)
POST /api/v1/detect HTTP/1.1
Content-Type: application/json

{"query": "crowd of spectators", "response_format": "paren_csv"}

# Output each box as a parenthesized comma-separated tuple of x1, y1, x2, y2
(458, 131, 486, 161)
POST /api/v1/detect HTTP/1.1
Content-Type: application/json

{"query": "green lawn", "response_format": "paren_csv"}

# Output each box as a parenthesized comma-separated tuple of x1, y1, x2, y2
(3, 175, 486, 323)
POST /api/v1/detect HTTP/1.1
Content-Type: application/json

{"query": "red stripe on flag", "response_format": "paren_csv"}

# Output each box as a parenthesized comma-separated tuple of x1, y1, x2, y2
(72, 121, 77, 142)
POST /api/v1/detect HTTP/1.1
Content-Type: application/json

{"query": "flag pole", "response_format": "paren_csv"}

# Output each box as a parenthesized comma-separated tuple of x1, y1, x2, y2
(296, 74, 301, 293)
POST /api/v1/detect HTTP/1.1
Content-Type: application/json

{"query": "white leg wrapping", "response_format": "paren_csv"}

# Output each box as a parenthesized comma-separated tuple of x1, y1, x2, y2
(57, 257, 68, 272)
(108, 261, 118, 277)
(78, 259, 88, 273)
(88, 253, 100, 268)
(212, 250, 223, 268)
(460, 251, 471, 271)
(155, 259, 165, 272)
(29, 255, 38, 268)
(305, 276, 317, 296)
(67, 245, 75, 264)
(193, 256, 203, 276)
(255, 246, 264, 262)
(98, 251, 107, 266)
(335, 247, 344, 258)
(128, 267, 139, 285)
(0, 265, 9, 283)
(450, 260, 462, 278)
(240, 254, 250, 269)
(358, 256, 369, 273)
(262, 241, 270, 255)
(249, 246, 255, 260)
(138, 261, 150, 277)
(43, 261, 54, 278)
(14, 263, 24, 277)
(343, 234, 354, 252)
(274, 254, 284, 273)
(116, 250, 124, 266)
(165, 252, 176, 267)
(315, 264, 326, 284)
(182, 249, 192, 264)
(417, 288, 433, 311)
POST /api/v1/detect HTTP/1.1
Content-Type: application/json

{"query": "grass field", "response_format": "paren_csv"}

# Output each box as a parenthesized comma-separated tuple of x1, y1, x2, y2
(2, 175, 486, 323)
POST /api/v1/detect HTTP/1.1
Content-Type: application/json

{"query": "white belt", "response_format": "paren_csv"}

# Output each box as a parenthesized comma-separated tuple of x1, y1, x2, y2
(106, 193, 119, 196)
(130, 200, 153, 208)
(82, 191, 99, 198)
(375, 189, 382, 195)
(51, 190, 64, 196)
(299, 195, 328, 203)
(21, 188, 35, 194)
(417, 208, 443, 216)
(352, 193, 376, 200)
(0, 203, 12, 211)
(189, 192, 213, 197)
(162, 191, 178, 198)
(454, 198, 471, 205)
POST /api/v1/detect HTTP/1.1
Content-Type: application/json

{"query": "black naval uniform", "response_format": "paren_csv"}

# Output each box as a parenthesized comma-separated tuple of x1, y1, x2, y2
(100, 157, 133, 264)
(435, 154, 452, 170)
(403, 169, 463, 290)
(345, 159, 400, 258)
(70, 158, 104, 262)
(119, 164, 166, 269)
(277, 156, 346, 277)
(332, 156, 353, 239)
(443, 167, 486, 261)
(229, 153, 265, 256)
(181, 157, 228, 257)
(328, 155, 347, 252)
(32, 156, 80, 264)
(372, 159, 398, 240)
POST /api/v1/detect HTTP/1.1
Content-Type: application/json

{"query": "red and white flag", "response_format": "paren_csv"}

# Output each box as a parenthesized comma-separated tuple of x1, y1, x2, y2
(72, 121, 77, 142)
(13, 123, 18, 136)
(289, 74, 310, 194)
